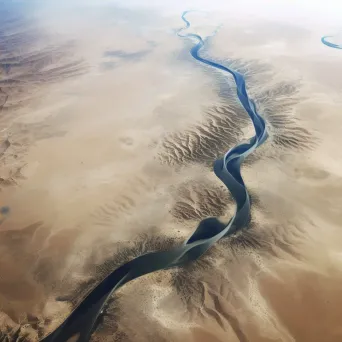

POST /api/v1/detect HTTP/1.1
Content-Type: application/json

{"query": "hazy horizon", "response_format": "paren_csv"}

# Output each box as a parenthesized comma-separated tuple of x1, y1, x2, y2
(1, 1, 342, 341)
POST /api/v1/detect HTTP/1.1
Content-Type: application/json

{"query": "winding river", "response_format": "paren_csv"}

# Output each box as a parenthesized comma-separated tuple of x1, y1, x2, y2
(42, 11, 268, 342)
(321, 35, 342, 49)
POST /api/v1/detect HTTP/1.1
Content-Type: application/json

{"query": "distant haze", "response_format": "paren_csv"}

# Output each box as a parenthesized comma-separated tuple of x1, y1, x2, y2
(1, 1, 342, 341)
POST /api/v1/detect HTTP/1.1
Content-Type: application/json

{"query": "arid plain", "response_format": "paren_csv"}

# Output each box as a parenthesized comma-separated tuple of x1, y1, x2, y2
(1, 1, 342, 341)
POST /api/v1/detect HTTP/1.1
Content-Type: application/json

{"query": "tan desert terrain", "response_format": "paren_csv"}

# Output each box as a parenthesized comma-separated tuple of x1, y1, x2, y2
(1, 1, 342, 341)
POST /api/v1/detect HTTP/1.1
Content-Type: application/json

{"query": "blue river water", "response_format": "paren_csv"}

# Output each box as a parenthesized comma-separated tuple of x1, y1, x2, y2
(42, 11, 268, 342)
(321, 36, 342, 49)
(0, 206, 9, 225)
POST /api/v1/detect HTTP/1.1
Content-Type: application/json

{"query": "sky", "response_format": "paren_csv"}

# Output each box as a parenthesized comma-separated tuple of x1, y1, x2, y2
(31, 0, 342, 34)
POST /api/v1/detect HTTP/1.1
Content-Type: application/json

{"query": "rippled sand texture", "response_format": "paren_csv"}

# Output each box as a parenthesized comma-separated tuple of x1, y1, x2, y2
(1, 1, 342, 341)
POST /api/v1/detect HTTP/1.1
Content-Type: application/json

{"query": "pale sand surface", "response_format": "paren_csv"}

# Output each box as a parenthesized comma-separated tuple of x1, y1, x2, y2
(1, 1, 342, 341)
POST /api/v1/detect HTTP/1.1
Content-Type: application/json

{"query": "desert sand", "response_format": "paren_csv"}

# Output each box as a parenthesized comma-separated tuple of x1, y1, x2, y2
(1, 1, 342, 341)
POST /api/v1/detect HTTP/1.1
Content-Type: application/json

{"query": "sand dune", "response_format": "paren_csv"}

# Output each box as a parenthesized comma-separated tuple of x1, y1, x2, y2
(1, 1, 342, 341)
